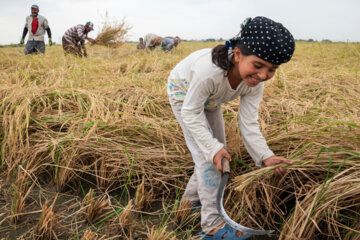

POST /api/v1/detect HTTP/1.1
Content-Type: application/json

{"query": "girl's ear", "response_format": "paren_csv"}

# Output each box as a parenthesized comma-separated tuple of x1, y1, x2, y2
(233, 47, 242, 62)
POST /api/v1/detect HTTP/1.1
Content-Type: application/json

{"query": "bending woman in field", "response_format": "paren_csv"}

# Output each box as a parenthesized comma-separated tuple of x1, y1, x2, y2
(167, 16, 295, 239)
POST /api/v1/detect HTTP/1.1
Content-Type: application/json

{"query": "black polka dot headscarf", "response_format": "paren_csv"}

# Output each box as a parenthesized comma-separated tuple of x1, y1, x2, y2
(225, 16, 295, 65)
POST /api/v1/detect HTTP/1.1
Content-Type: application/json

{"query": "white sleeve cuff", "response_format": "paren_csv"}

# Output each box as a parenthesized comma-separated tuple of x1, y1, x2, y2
(255, 150, 275, 167)
(208, 142, 225, 163)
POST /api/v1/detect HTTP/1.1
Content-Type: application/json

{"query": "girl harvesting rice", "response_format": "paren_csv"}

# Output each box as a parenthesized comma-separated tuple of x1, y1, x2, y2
(167, 16, 295, 239)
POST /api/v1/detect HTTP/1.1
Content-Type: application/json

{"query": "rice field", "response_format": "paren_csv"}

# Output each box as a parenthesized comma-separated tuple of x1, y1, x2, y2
(0, 41, 359, 239)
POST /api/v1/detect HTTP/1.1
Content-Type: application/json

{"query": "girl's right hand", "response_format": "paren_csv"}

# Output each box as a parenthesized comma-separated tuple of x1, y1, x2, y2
(263, 155, 292, 176)
(213, 148, 231, 172)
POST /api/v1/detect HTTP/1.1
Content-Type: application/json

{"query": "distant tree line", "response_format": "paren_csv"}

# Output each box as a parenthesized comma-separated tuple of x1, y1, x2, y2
(296, 39, 336, 43)
(200, 38, 339, 43)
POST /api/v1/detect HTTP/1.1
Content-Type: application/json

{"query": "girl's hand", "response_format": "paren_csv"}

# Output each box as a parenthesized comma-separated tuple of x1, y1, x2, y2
(213, 148, 231, 172)
(263, 156, 292, 176)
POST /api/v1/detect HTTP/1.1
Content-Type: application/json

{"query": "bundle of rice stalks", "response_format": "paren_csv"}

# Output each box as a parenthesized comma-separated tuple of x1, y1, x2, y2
(173, 199, 193, 225)
(95, 14, 131, 48)
(117, 199, 134, 230)
(81, 230, 106, 240)
(134, 177, 154, 211)
(81, 230, 96, 240)
(82, 189, 109, 223)
(146, 225, 177, 240)
(33, 198, 62, 240)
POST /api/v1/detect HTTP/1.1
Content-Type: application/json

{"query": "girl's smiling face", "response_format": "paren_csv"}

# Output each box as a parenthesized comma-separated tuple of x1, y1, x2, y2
(232, 47, 279, 87)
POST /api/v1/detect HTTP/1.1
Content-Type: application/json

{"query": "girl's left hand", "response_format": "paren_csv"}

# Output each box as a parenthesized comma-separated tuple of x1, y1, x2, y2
(262, 155, 292, 176)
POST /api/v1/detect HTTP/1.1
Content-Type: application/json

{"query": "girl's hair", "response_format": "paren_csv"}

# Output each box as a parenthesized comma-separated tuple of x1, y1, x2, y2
(211, 43, 252, 71)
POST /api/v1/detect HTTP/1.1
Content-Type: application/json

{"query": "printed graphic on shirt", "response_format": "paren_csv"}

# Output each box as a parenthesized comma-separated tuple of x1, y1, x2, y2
(168, 78, 190, 105)
(204, 100, 218, 109)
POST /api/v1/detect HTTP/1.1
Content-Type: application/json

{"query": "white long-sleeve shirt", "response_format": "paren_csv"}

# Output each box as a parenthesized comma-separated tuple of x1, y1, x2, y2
(167, 48, 274, 166)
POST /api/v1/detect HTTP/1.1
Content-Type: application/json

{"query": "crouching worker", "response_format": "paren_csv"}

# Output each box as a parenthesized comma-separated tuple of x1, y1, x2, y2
(162, 36, 181, 52)
(137, 37, 145, 50)
(167, 17, 295, 239)
(62, 22, 96, 57)
(144, 33, 162, 52)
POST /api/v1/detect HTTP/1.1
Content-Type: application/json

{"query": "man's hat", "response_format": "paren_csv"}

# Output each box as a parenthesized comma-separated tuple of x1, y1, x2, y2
(31, 4, 39, 9)
(85, 21, 94, 30)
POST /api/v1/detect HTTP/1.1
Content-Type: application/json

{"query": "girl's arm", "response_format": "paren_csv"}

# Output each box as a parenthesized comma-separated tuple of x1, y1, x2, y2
(240, 84, 292, 174)
(238, 83, 274, 167)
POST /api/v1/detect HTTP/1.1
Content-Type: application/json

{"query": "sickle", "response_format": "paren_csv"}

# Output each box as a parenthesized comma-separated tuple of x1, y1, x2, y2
(16, 44, 23, 54)
(216, 159, 274, 235)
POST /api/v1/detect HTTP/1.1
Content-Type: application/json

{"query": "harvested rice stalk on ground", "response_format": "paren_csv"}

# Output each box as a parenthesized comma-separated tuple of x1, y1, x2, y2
(146, 225, 177, 240)
(82, 189, 110, 223)
(33, 198, 62, 240)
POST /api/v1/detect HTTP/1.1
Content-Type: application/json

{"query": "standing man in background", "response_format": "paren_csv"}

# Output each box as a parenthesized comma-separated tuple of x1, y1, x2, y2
(20, 4, 52, 55)
(62, 22, 96, 57)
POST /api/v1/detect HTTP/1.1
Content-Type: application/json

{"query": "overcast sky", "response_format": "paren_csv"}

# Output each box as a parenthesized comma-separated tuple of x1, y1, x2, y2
(1, 0, 359, 45)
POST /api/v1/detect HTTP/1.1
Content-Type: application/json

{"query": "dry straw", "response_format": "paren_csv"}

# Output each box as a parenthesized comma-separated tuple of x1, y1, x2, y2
(0, 41, 359, 239)
(134, 176, 154, 211)
(146, 225, 177, 240)
(81, 230, 101, 240)
(82, 188, 110, 223)
(95, 13, 131, 48)
(33, 197, 62, 240)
